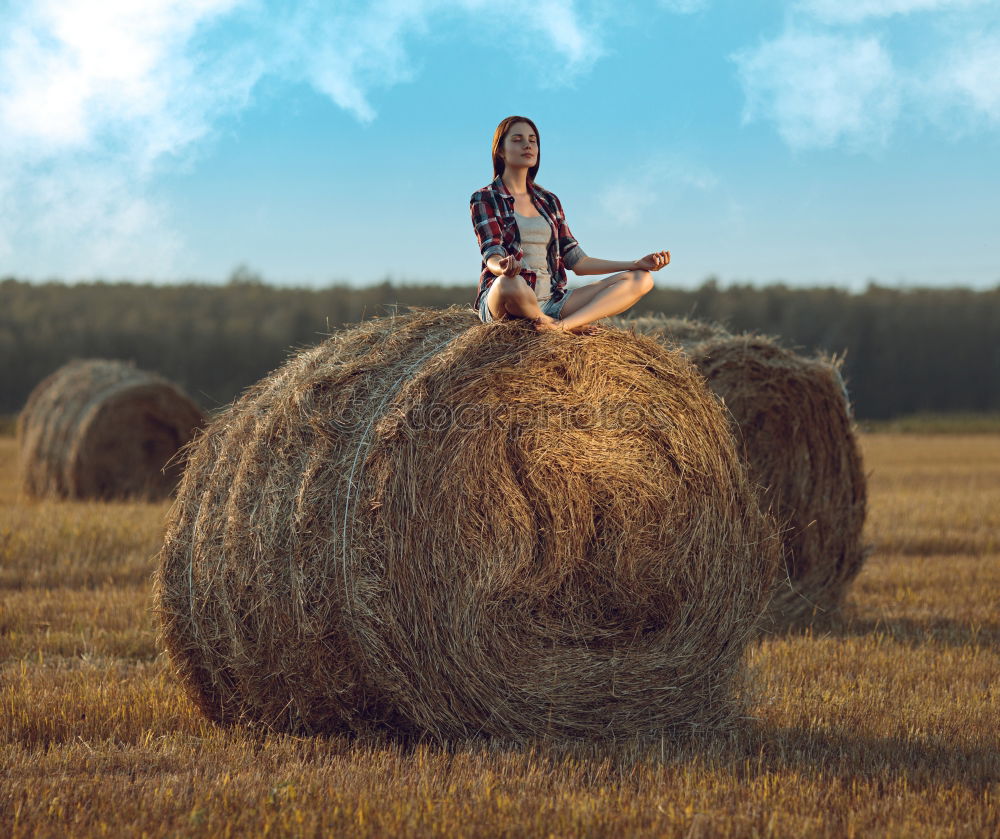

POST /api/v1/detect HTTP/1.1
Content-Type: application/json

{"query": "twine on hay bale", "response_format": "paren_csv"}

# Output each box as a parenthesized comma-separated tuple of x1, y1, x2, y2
(154, 306, 780, 741)
(615, 314, 868, 627)
(17, 358, 205, 501)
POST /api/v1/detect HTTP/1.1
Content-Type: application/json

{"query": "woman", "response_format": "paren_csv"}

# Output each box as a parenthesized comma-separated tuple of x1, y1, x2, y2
(470, 115, 670, 334)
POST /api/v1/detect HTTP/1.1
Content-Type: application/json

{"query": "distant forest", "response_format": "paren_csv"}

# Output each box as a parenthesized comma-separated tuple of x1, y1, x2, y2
(2, 275, 998, 420)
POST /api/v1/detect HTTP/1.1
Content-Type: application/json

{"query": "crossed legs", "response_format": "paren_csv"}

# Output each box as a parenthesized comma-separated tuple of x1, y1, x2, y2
(485, 270, 654, 333)
(484, 274, 548, 323)
(556, 270, 654, 332)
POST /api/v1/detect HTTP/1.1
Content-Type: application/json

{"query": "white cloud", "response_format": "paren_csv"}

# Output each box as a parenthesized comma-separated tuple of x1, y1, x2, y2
(282, 0, 603, 120)
(279, 0, 431, 124)
(794, 0, 988, 25)
(0, 0, 607, 278)
(0, 0, 252, 165)
(31, 165, 183, 275)
(732, 0, 1000, 150)
(931, 30, 1000, 126)
(733, 31, 900, 150)
(526, 0, 603, 68)
(0, 0, 255, 277)
(599, 157, 718, 226)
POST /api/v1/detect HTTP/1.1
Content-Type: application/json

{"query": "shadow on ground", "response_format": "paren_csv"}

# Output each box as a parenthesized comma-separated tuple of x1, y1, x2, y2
(766, 610, 1000, 651)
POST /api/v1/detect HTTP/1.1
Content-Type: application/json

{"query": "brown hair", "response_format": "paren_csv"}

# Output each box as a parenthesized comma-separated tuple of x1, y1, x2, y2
(491, 115, 540, 183)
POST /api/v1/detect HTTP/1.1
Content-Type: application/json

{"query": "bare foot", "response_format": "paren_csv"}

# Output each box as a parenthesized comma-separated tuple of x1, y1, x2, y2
(532, 314, 566, 334)
(560, 321, 604, 335)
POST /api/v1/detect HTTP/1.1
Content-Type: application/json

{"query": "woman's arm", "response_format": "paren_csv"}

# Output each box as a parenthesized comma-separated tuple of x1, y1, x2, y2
(572, 256, 640, 276)
(486, 254, 521, 277)
(572, 252, 671, 276)
(550, 195, 668, 277)
(471, 190, 526, 278)
(470, 190, 508, 265)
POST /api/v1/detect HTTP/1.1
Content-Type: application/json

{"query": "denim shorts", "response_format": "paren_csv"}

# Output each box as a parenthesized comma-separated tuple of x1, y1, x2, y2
(478, 287, 573, 324)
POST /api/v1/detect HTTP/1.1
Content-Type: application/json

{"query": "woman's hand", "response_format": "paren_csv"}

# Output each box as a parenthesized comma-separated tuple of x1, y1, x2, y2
(633, 251, 671, 272)
(498, 254, 522, 278)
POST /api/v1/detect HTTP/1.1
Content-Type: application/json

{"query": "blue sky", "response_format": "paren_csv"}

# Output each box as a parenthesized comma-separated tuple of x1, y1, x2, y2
(1, 0, 998, 290)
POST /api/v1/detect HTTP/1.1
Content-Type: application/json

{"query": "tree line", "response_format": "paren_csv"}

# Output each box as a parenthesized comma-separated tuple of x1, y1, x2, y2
(1, 275, 998, 420)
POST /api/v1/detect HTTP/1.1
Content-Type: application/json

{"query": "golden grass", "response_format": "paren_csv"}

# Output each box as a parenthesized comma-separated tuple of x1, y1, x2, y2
(863, 434, 1000, 555)
(0, 502, 165, 590)
(1, 433, 998, 837)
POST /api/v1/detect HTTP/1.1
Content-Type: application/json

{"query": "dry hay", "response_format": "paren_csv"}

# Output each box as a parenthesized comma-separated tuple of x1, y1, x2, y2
(615, 315, 867, 627)
(154, 306, 780, 742)
(615, 314, 729, 346)
(17, 359, 206, 501)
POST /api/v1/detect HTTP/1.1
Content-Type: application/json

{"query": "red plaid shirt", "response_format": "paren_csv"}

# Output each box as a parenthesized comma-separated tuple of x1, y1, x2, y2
(470, 175, 586, 309)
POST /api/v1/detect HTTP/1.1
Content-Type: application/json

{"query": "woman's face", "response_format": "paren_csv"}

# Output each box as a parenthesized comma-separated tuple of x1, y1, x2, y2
(500, 121, 538, 168)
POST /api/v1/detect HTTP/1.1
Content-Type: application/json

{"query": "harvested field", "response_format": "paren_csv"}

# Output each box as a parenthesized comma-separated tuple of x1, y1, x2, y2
(0, 431, 997, 837)
(17, 359, 205, 501)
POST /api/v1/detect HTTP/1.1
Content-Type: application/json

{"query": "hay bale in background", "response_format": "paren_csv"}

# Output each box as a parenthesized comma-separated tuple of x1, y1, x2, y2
(17, 359, 205, 501)
(618, 314, 728, 346)
(616, 315, 867, 627)
(155, 306, 780, 741)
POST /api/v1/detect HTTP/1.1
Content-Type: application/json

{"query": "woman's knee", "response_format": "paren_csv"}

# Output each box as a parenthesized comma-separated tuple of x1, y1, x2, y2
(628, 270, 654, 296)
(496, 275, 533, 303)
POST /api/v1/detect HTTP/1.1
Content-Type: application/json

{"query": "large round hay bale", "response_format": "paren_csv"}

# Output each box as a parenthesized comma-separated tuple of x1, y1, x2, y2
(616, 315, 867, 627)
(17, 359, 205, 501)
(154, 306, 780, 741)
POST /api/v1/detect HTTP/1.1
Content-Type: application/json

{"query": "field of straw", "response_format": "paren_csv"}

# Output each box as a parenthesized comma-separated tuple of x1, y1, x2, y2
(1, 430, 998, 838)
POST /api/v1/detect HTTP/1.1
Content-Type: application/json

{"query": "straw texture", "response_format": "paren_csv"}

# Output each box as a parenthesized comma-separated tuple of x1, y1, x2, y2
(155, 306, 780, 742)
(17, 359, 205, 501)
(616, 315, 867, 627)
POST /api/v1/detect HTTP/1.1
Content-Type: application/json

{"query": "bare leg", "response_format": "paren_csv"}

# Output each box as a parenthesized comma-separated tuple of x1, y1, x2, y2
(488, 275, 558, 331)
(558, 271, 654, 332)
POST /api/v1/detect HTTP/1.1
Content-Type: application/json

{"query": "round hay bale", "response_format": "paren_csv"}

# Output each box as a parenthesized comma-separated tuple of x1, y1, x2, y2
(17, 359, 206, 501)
(154, 306, 780, 741)
(614, 314, 728, 346)
(617, 316, 868, 627)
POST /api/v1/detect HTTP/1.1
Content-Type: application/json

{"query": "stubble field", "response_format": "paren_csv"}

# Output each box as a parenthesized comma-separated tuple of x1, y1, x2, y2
(1, 433, 998, 838)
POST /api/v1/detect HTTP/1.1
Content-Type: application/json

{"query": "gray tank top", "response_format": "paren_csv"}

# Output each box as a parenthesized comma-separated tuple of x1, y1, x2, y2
(514, 212, 553, 300)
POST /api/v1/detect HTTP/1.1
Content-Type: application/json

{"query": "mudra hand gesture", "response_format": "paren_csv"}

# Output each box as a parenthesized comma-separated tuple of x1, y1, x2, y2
(633, 251, 671, 271)
(498, 254, 522, 278)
